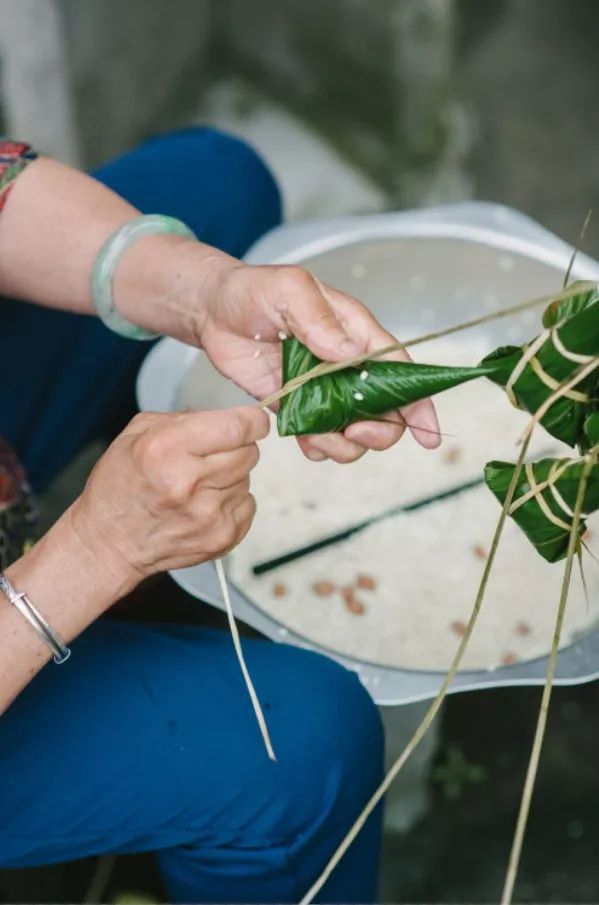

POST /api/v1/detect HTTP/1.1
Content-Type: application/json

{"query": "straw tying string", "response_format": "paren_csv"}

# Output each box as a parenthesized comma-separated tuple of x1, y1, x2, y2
(521, 462, 575, 534)
(505, 326, 591, 409)
(298, 354, 598, 905)
(516, 356, 599, 445)
(215, 559, 276, 761)
(507, 458, 591, 535)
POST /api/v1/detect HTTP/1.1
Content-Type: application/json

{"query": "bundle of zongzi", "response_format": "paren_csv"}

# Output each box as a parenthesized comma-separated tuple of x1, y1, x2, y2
(482, 283, 599, 447)
(277, 282, 599, 441)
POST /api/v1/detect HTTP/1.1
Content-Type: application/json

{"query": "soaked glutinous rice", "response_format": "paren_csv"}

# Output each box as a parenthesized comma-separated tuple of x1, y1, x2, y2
(181, 338, 599, 672)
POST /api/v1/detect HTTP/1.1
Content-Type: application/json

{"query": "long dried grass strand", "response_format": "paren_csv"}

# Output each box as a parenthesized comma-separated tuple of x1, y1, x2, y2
(300, 354, 597, 902)
(260, 280, 598, 410)
(501, 447, 597, 905)
(299, 314, 599, 901)
(215, 558, 276, 761)
(299, 431, 536, 905)
(563, 209, 592, 290)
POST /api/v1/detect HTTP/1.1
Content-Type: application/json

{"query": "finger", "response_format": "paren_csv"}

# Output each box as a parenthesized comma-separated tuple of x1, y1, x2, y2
(322, 285, 441, 448)
(319, 283, 412, 363)
(400, 400, 442, 449)
(297, 432, 368, 465)
(228, 492, 257, 548)
(190, 479, 251, 517)
(296, 437, 328, 462)
(187, 483, 254, 557)
(344, 413, 406, 451)
(274, 268, 363, 361)
(180, 406, 270, 455)
(202, 443, 260, 489)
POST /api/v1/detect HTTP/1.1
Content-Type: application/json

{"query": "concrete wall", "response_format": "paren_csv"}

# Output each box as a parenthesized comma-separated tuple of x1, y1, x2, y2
(0, 0, 464, 199)
(213, 0, 464, 204)
(0, 0, 80, 163)
(0, 0, 211, 166)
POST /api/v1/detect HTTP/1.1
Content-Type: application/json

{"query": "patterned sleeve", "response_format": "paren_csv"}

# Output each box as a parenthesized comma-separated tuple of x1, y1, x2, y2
(0, 140, 40, 562)
(0, 437, 38, 569)
(0, 139, 39, 212)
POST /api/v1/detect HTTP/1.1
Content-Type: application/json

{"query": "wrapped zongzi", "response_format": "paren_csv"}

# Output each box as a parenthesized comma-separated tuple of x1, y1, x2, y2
(277, 338, 518, 436)
(482, 283, 599, 447)
(485, 457, 599, 563)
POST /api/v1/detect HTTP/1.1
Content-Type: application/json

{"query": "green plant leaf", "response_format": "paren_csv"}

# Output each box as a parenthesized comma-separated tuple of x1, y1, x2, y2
(484, 457, 599, 562)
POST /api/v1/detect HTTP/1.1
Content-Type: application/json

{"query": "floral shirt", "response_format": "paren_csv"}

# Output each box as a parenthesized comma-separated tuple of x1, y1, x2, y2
(0, 439, 37, 569)
(0, 139, 39, 567)
(0, 139, 37, 211)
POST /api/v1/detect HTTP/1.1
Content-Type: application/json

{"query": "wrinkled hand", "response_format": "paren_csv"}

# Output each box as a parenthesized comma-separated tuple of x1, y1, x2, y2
(71, 407, 269, 584)
(198, 264, 440, 463)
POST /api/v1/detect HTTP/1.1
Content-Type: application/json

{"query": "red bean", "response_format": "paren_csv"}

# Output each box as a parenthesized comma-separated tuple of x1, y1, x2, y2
(450, 620, 467, 637)
(313, 581, 336, 597)
(443, 446, 462, 464)
(345, 596, 366, 615)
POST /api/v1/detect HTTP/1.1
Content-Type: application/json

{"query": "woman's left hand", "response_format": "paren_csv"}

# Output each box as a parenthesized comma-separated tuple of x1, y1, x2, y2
(198, 263, 440, 464)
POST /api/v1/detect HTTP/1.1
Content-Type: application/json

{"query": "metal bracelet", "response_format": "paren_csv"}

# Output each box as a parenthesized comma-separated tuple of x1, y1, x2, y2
(0, 571, 71, 664)
(90, 214, 196, 341)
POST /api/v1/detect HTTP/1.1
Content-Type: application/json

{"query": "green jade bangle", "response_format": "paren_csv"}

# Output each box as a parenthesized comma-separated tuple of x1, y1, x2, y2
(91, 214, 196, 340)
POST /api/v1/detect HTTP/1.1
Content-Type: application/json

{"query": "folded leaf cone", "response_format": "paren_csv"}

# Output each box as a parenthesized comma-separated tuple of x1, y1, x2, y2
(276, 339, 517, 436)
(485, 457, 599, 563)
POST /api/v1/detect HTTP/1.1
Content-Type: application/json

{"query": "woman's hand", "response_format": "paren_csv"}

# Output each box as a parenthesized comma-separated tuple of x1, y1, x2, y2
(198, 263, 440, 464)
(0, 404, 268, 712)
(0, 159, 438, 465)
(70, 406, 269, 588)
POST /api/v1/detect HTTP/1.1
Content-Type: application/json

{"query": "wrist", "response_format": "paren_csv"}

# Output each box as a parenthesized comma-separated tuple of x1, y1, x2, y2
(112, 233, 240, 346)
(7, 505, 137, 631)
(68, 496, 146, 601)
(0, 506, 136, 707)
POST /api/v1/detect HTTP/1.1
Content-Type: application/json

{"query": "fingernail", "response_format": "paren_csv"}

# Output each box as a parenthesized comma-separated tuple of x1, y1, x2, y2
(306, 449, 327, 461)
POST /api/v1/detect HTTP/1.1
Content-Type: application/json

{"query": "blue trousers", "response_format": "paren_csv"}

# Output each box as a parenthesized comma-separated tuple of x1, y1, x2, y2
(0, 129, 384, 903)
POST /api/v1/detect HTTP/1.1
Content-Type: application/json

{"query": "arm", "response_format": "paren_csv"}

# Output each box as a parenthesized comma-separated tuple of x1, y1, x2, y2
(0, 154, 439, 462)
(0, 156, 234, 342)
(0, 509, 133, 713)
(0, 406, 269, 715)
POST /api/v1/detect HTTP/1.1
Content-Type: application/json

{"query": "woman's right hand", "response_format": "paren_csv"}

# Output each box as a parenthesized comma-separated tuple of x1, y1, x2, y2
(70, 406, 269, 590)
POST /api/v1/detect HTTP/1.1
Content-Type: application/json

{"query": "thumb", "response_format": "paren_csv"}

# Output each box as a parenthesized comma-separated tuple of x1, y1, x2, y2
(280, 271, 363, 362)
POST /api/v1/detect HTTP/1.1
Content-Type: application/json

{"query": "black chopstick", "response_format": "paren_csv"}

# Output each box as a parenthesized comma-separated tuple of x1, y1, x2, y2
(252, 444, 558, 575)
(252, 474, 486, 575)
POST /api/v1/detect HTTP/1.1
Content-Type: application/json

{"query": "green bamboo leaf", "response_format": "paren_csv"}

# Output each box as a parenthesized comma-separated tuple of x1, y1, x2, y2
(276, 339, 515, 436)
(585, 412, 599, 446)
(541, 281, 599, 328)
(484, 458, 599, 562)
(484, 291, 599, 447)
